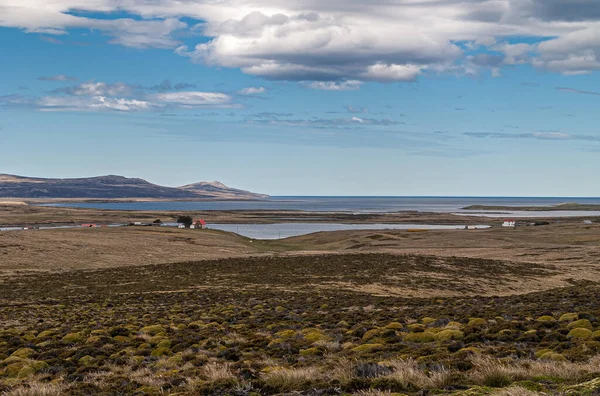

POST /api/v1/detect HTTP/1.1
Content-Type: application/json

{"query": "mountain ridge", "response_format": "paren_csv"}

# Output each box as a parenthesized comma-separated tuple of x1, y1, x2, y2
(0, 174, 268, 200)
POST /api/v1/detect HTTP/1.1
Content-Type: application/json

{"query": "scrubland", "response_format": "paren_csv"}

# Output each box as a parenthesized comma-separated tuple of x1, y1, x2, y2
(3, 250, 600, 395)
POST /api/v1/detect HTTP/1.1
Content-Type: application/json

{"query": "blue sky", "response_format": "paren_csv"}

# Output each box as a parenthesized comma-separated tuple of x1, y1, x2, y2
(1, 1, 600, 196)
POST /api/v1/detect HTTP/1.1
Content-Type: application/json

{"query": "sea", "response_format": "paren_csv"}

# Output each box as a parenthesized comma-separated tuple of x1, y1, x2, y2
(41, 196, 600, 218)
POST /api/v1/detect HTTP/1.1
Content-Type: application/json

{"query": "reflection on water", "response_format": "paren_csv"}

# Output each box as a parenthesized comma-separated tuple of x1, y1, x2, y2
(207, 223, 490, 240)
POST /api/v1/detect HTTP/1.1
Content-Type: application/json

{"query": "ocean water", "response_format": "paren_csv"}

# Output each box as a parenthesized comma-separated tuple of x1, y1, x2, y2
(41, 196, 600, 217)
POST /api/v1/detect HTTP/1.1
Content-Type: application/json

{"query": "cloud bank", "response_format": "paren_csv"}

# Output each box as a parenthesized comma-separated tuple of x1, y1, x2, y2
(2, 1, 600, 83)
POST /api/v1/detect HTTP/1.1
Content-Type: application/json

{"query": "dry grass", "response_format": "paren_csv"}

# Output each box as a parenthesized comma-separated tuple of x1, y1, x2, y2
(200, 362, 237, 382)
(470, 355, 600, 387)
(379, 359, 453, 389)
(1, 382, 69, 396)
(261, 367, 320, 392)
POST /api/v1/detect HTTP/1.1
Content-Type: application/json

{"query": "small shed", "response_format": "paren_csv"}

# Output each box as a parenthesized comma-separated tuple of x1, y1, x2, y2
(178, 224, 186, 229)
(502, 219, 516, 227)
(82, 223, 98, 228)
(584, 220, 593, 225)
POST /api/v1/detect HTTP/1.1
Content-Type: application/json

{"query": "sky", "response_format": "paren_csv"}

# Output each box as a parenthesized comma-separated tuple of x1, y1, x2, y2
(1, 0, 600, 196)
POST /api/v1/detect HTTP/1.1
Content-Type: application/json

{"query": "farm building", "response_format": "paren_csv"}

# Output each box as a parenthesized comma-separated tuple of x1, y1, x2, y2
(190, 219, 207, 229)
(502, 219, 516, 227)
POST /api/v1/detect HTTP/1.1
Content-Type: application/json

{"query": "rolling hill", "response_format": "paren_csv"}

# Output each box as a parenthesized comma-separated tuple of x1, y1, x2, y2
(0, 174, 268, 199)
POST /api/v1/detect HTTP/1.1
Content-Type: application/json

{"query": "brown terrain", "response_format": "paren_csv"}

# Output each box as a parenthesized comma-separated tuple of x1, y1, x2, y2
(1, 203, 599, 298)
(3, 203, 600, 395)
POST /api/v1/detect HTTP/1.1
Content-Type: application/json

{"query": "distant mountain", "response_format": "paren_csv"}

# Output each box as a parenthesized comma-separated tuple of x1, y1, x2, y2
(179, 181, 269, 199)
(0, 174, 268, 200)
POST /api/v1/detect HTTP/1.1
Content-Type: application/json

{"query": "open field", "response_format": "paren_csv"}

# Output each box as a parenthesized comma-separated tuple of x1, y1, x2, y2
(2, 209, 600, 395)
(0, 202, 499, 227)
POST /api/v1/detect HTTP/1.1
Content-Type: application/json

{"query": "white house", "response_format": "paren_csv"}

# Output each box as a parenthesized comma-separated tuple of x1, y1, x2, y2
(178, 224, 186, 229)
(502, 219, 516, 227)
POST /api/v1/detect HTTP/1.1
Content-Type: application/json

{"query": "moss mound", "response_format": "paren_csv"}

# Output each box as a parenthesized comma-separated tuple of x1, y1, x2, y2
(567, 328, 593, 339)
(567, 319, 593, 330)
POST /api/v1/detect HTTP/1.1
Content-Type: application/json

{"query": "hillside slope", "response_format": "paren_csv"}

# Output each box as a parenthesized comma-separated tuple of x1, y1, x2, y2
(0, 174, 267, 199)
(179, 181, 269, 199)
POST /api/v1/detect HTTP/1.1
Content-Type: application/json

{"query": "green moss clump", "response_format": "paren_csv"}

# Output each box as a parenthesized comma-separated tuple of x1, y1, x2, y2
(114, 335, 129, 343)
(468, 318, 487, 327)
(559, 313, 579, 322)
(275, 329, 296, 339)
(384, 322, 404, 330)
(151, 347, 172, 357)
(2, 360, 48, 379)
(435, 329, 464, 341)
(537, 315, 555, 322)
(362, 328, 380, 340)
(567, 328, 592, 339)
(407, 324, 426, 333)
(140, 325, 166, 335)
(567, 319, 593, 330)
(446, 322, 464, 330)
(299, 347, 322, 356)
(301, 328, 328, 343)
(86, 336, 102, 344)
(10, 348, 35, 359)
(421, 317, 436, 326)
(35, 330, 57, 340)
(78, 355, 95, 365)
(404, 331, 435, 343)
(61, 332, 85, 343)
(351, 343, 384, 353)
(591, 330, 600, 340)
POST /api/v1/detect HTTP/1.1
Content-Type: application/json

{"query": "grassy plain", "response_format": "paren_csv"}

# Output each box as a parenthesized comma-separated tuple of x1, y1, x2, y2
(1, 205, 600, 395)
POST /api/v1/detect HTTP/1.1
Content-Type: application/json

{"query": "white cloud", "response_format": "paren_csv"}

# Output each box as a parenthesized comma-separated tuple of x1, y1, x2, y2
(3, 0, 600, 80)
(151, 91, 233, 107)
(1, 79, 237, 112)
(303, 80, 363, 91)
(37, 96, 158, 112)
(37, 75, 76, 82)
(237, 86, 267, 95)
(532, 131, 571, 140)
(66, 82, 134, 96)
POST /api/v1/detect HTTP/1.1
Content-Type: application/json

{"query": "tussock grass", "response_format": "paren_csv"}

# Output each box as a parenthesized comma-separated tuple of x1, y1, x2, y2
(261, 367, 320, 392)
(2, 382, 68, 396)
